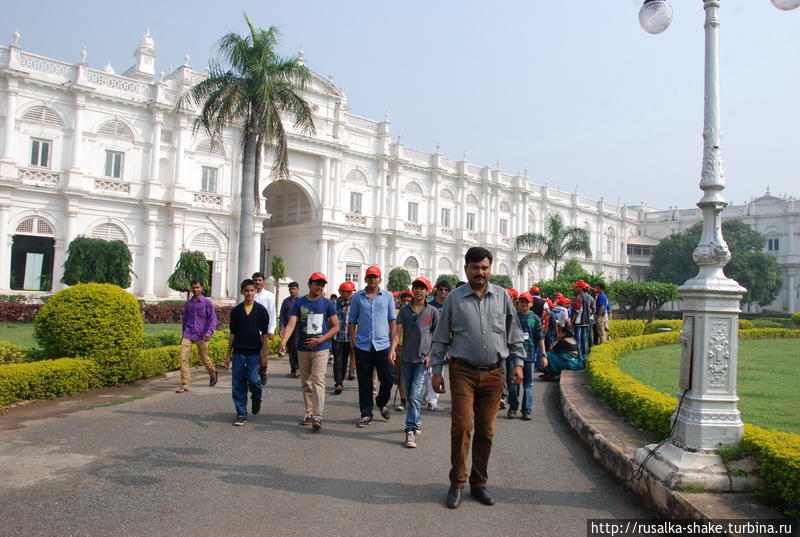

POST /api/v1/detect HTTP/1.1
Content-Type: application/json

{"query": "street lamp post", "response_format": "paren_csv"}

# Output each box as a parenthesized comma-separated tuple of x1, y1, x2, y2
(633, 0, 798, 491)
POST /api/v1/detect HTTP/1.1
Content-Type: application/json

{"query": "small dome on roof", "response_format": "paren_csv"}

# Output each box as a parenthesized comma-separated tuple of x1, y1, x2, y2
(138, 28, 155, 50)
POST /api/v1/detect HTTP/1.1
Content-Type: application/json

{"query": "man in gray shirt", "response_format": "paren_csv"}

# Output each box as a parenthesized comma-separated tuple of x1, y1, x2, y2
(430, 247, 525, 509)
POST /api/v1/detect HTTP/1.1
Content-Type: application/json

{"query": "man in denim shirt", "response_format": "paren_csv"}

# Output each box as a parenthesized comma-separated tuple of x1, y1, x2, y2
(347, 266, 397, 428)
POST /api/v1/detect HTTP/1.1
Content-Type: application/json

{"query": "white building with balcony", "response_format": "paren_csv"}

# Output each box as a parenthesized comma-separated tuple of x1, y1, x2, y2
(0, 31, 795, 312)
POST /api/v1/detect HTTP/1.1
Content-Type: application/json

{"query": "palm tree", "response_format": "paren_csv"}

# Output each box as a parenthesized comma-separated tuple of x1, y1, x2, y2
(515, 213, 592, 279)
(183, 15, 315, 287)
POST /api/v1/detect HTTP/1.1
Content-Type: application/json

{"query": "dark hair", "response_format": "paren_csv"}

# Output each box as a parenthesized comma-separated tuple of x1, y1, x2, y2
(595, 282, 606, 291)
(434, 279, 451, 291)
(464, 247, 493, 265)
(288, 281, 299, 288)
(190, 280, 202, 287)
(456, 281, 466, 288)
(251, 272, 265, 280)
(411, 281, 428, 290)
(240, 279, 256, 290)
(562, 326, 574, 338)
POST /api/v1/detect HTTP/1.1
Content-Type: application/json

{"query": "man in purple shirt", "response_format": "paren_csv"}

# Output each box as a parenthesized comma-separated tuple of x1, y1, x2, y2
(176, 281, 218, 393)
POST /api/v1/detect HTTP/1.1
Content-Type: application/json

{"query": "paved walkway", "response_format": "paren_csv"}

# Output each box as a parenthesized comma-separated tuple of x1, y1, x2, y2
(0, 359, 652, 537)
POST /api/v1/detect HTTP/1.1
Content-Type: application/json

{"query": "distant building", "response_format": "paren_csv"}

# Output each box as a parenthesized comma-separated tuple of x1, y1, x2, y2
(1, 31, 796, 312)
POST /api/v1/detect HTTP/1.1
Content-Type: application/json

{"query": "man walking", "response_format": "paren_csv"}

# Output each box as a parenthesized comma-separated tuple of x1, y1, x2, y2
(348, 265, 397, 428)
(279, 282, 301, 378)
(594, 283, 610, 344)
(176, 280, 218, 393)
(332, 281, 355, 394)
(425, 279, 451, 411)
(252, 272, 276, 384)
(571, 280, 594, 359)
(430, 247, 525, 508)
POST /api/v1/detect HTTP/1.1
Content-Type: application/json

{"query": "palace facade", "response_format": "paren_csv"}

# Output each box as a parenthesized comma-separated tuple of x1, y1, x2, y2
(1, 31, 796, 312)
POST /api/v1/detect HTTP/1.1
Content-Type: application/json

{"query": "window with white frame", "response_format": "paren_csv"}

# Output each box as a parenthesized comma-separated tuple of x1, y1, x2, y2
(30, 139, 51, 168)
(466, 212, 476, 231)
(441, 207, 451, 228)
(345, 264, 360, 284)
(499, 219, 508, 236)
(408, 202, 419, 223)
(768, 238, 780, 253)
(349, 192, 362, 214)
(201, 166, 218, 192)
(104, 150, 124, 179)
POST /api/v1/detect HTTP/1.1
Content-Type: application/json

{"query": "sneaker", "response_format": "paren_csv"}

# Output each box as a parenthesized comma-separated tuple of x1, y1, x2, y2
(357, 416, 372, 428)
(428, 403, 443, 412)
(312, 416, 323, 431)
(499, 400, 507, 410)
(405, 430, 417, 448)
(252, 399, 261, 415)
(507, 409, 517, 419)
(334, 385, 343, 395)
(521, 412, 532, 421)
(233, 415, 247, 426)
(380, 406, 391, 420)
(396, 399, 406, 411)
(299, 414, 313, 426)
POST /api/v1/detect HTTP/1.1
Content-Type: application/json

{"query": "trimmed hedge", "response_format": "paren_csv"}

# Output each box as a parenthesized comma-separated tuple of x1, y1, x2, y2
(0, 358, 103, 406)
(0, 302, 234, 325)
(0, 341, 30, 365)
(608, 320, 646, 339)
(0, 303, 41, 322)
(643, 319, 756, 334)
(791, 312, 800, 329)
(587, 328, 800, 517)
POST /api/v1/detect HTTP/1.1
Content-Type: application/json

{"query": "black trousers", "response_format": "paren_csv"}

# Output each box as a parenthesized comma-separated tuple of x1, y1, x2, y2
(354, 346, 395, 418)
(286, 337, 299, 374)
(332, 339, 351, 386)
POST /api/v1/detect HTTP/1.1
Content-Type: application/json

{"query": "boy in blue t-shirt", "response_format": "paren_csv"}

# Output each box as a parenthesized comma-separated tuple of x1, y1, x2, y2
(280, 272, 339, 431)
(508, 292, 546, 421)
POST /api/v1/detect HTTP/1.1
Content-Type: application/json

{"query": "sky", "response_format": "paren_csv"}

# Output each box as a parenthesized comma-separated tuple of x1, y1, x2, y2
(3, 0, 798, 210)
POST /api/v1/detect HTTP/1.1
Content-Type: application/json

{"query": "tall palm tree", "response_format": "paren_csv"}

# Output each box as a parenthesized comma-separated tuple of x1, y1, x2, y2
(183, 15, 315, 287)
(515, 213, 592, 279)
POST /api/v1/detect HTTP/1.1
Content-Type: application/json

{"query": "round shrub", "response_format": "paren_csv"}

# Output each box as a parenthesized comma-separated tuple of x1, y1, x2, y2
(792, 312, 800, 329)
(34, 283, 144, 385)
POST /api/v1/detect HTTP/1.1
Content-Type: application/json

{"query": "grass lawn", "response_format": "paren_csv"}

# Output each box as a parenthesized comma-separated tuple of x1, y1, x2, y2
(618, 339, 800, 434)
(0, 323, 183, 348)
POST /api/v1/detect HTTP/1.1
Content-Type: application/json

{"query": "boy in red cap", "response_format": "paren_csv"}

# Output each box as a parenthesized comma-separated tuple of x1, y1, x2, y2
(332, 281, 356, 394)
(508, 293, 545, 420)
(280, 272, 339, 431)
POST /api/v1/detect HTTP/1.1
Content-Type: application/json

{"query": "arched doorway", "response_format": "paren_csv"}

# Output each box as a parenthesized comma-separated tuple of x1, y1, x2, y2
(263, 180, 316, 285)
(11, 216, 55, 291)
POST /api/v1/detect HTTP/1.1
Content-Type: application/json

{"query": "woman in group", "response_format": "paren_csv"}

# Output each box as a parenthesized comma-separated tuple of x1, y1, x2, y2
(539, 325, 585, 381)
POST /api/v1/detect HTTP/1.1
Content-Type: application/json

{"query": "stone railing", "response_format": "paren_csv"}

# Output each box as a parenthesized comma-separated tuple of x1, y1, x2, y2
(345, 212, 367, 227)
(17, 167, 59, 185)
(466, 164, 483, 176)
(467, 231, 478, 242)
(501, 236, 513, 247)
(19, 51, 74, 80)
(86, 69, 153, 100)
(345, 113, 380, 134)
(441, 227, 454, 237)
(193, 191, 222, 206)
(400, 147, 431, 166)
(404, 222, 422, 234)
(94, 178, 130, 194)
(439, 157, 457, 173)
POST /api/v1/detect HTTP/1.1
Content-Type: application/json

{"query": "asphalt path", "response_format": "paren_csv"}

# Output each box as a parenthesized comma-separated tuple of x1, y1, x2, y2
(0, 358, 652, 537)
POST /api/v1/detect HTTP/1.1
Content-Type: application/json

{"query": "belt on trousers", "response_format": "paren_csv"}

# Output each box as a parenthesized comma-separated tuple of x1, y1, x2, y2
(451, 358, 501, 372)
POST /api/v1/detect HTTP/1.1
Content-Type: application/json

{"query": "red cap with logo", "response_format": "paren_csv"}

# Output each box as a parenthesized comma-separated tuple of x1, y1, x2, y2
(338, 281, 356, 292)
(365, 266, 382, 277)
(308, 272, 327, 283)
(412, 277, 433, 291)
(518, 292, 534, 303)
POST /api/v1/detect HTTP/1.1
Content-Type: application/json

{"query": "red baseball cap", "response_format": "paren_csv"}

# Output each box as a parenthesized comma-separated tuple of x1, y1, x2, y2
(412, 277, 432, 290)
(308, 272, 327, 283)
(391, 291, 399, 297)
(505, 288, 519, 299)
(573, 279, 589, 290)
(518, 292, 533, 303)
(338, 281, 356, 292)
(529, 286, 540, 295)
(399, 289, 413, 297)
(558, 297, 572, 306)
(554, 293, 564, 299)
(365, 266, 381, 277)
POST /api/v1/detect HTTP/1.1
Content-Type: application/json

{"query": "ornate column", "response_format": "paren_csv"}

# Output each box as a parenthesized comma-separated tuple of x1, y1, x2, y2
(0, 78, 18, 181)
(0, 201, 10, 290)
(319, 238, 329, 275)
(635, 1, 747, 492)
(172, 118, 187, 202)
(142, 207, 158, 298)
(148, 110, 162, 196)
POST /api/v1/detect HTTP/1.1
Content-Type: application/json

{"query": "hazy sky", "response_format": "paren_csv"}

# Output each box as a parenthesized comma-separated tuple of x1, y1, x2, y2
(3, 1, 798, 210)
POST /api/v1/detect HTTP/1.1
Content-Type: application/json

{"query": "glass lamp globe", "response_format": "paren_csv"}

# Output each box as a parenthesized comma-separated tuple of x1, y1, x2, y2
(639, 0, 673, 34)
(771, 0, 800, 10)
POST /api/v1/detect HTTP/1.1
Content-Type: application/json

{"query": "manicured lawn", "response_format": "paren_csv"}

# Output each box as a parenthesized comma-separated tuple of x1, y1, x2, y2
(618, 339, 800, 434)
(0, 323, 183, 348)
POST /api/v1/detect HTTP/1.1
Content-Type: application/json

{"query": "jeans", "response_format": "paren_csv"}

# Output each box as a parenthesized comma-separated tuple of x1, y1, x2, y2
(507, 361, 534, 414)
(231, 353, 262, 416)
(400, 361, 426, 432)
(332, 339, 351, 386)
(574, 325, 590, 358)
(354, 346, 395, 418)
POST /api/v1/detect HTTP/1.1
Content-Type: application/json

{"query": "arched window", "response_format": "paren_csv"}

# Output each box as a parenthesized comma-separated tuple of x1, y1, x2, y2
(11, 217, 55, 291)
(16, 217, 54, 237)
(21, 106, 64, 129)
(404, 256, 419, 277)
(190, 232, 221, 258)
(97, 118, 135, 142)
(196, 137, 226, 157)
(90, 222, 126, 242)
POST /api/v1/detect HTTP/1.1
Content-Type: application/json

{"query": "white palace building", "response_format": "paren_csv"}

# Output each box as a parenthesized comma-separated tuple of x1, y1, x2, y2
(1, 31, 797, 312)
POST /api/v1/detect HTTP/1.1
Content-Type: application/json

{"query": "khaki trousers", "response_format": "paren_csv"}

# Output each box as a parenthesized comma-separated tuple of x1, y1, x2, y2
(448, 360, 504, 488)
(179, 338, 215, 387)
(595, 313, 609, 343)
(298, 350, 329, 417)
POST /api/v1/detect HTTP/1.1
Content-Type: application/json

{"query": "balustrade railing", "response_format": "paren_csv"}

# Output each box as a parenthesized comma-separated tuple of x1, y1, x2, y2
(17, 167, 59, 185)
(193, 191, 222, 206)
(94, 178, 130, 194)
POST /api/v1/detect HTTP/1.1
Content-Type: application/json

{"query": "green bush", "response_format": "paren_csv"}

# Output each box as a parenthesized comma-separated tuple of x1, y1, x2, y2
(61, 237, 133, 288)
(642, 319, 754, 335)
(34, 283, 144, 385)
(587, 328, 800, 517)
(143, 331, 183, 349)
(0, 341, 30, 365)
(792, 312, 800, 329)
(608, 320, 646, 339)
(0, 358, 103, 406)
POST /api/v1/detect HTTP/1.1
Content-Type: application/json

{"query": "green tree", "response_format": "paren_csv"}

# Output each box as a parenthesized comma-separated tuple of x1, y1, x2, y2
(271, 255, 286, 309)
(184, 15, 315, 287)
(167, 251, 210, 297)
(515, 213, 592, 279)
(387, 268, 412, 292)
(61, 237, 133, 288)
(607, 281, 680, 321)
(647, 220, 782, 306)
(489, 274, 514, 289)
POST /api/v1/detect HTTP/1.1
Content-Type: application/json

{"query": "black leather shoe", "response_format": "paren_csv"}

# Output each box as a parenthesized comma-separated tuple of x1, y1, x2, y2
(470, 486, 496, 506)
(446, 486, 464, 509)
